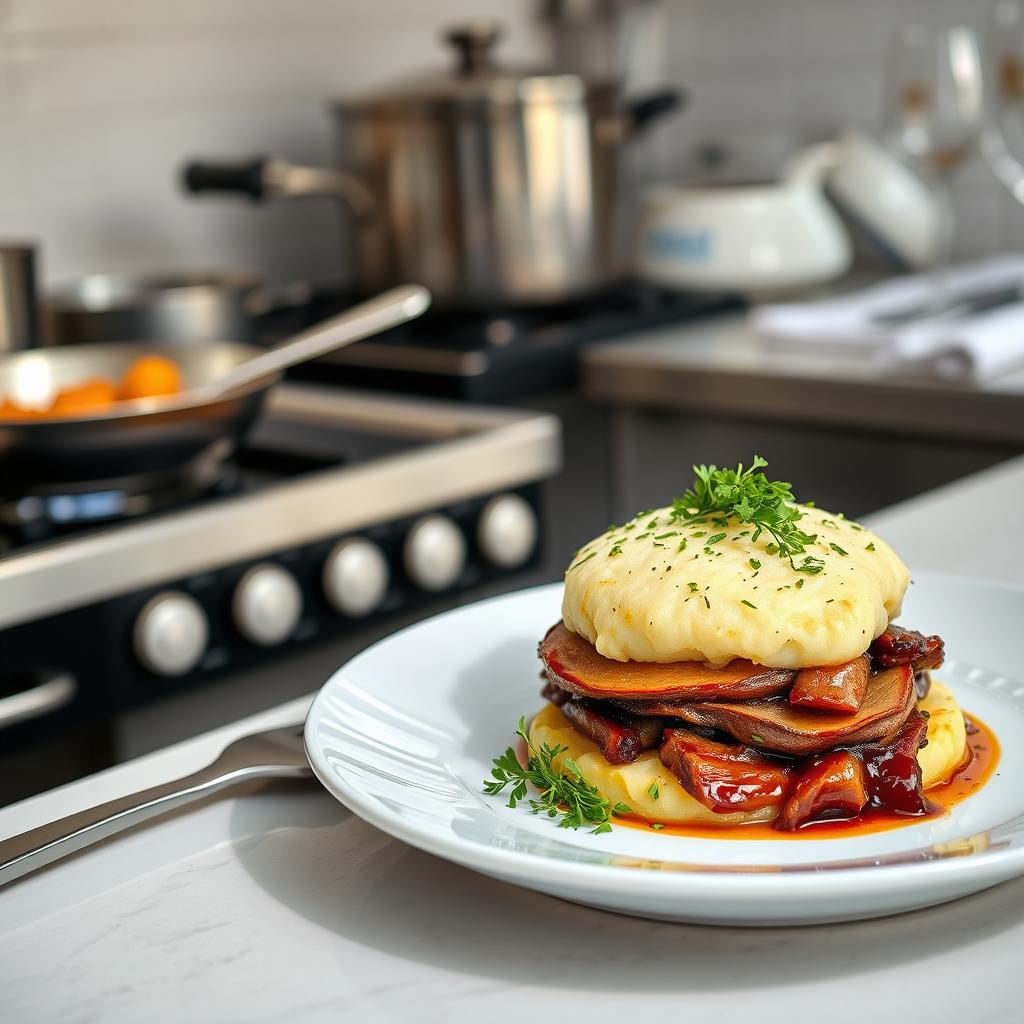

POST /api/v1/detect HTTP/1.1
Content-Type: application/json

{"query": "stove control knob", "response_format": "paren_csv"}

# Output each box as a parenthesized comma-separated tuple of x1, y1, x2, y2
(233, 563, 303, 646)
(323, 538, 389, 617)
(404, 514, 466, 591)
(134, 591, 209, 677)
(477, 494, 538, 569)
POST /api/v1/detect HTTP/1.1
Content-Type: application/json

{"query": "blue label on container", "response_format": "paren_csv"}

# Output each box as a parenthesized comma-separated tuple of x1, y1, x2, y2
(646, 228, 713, 263)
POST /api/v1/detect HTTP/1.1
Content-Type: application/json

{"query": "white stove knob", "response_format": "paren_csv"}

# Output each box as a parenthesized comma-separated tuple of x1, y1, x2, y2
(134, 591, 208, 677)
(323, 538, 389, 617)
(477, 494, 537, 569)
(233, 563, 302, 646)
(404, 514, 466, 591)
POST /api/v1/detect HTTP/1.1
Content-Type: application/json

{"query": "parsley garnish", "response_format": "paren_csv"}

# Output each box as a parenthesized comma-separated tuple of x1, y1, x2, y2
(706, 532, 727, 545)
(866, 542, 876, 552)
(829, 542, 849, 556)
(740, 599, 757, 609)
(567, 550, 596, 573)
(650, 823, 665, 831)
(608, 544, 623, 556)
(749, 558, 761, 570)
(688, 581, 699, 592)
(671, 456, 821, 573)
(483, 717, 631, 833)
(654, 531, 679, 540)
(648, 782, 660, 800)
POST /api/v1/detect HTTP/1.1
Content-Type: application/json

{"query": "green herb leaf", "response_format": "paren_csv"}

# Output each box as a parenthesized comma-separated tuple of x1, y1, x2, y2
(482, 717, 631, 834)
(567, 550, 596, 573)
(706, 532, 727, 545)
(650, 823, 665, 831)
(608, 544, 623, 556)
(749, 557, 761, 570)
(740, 599, 757, 609)
(866, 542, 876, 552)
(688, 581, 699, 592)
(670, 457, 820, 573)
(648, 782, 660, 800)
(829, 542, 849, 556)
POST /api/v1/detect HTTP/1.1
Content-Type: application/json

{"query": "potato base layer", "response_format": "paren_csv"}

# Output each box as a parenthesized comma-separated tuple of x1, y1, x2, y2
(529, 680, 967, 826)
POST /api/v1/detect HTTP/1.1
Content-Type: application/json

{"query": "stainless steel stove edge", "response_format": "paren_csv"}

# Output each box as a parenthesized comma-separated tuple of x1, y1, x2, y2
(0, 386, 562, 630)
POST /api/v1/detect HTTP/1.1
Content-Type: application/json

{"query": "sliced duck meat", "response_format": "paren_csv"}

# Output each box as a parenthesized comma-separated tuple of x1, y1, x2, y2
(559, 698, 666, 765)
(540, 621, 795, 702)
(870, 624, 945, 672)
(860, 708, 930, 815)
(661, 665, 916, 756)
(788, 656, 870, 714)
(659, 728, 795, 813)
(774, 751, 868, 830)
(540, 680, 571, 707)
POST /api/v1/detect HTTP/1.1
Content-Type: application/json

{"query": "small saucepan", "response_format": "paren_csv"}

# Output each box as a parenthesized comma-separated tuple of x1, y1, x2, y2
(46, 270, 313, 347)
(0, 284, 430, 491)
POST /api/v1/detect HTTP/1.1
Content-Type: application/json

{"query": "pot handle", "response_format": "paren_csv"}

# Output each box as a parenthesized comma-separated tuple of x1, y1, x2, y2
(596, 87, 685, 143)
(181, 156, 376, 221)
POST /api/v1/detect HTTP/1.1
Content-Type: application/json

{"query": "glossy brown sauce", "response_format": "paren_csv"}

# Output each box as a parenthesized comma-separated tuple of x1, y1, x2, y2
(617, 711, 1000, 840)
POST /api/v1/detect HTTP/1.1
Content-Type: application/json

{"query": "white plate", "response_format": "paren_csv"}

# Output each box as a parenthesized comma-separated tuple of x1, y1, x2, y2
(305, 573, 1024, 926)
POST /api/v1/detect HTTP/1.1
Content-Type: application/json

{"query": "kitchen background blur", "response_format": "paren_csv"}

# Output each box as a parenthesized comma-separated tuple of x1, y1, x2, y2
(2, 0, 1023, 803)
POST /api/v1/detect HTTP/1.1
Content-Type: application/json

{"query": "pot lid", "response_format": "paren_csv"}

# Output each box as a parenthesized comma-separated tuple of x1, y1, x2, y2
(333, 21, 616, 114)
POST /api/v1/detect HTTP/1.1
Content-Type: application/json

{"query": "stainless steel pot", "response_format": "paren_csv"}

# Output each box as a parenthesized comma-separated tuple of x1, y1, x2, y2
(182, 22, 681, 307)
(46, 271, 312, 346)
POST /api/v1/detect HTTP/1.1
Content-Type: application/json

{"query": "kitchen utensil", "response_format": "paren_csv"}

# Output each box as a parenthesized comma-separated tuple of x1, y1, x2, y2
(306, 574, 1024, 925)
(0, 723, 310, 888)
(827, 130, 946, 269)
(0, 242, 40, 351)
(0, 284, 430, 488)
(182, 20, 682, 307)
(47, 270, 312, 347)
(635, 143, 852, 294)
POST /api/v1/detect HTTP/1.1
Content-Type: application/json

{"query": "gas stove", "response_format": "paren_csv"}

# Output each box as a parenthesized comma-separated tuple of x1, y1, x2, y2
(0, 385, 560, 769)
(260, 282, 739, 401)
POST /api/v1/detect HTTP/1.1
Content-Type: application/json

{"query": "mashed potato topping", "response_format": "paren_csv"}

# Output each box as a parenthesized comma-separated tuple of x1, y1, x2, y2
(562, 505, 909, 669)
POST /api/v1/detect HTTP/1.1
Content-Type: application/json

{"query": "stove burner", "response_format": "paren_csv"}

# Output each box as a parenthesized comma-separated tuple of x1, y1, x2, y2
(259, 281, 741, 401)
(0, 443, 235, 541)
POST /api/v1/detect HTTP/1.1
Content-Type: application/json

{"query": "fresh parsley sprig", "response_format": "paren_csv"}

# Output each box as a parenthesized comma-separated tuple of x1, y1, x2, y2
(483, 717, 631, 834)
(670, 456, 823, 574)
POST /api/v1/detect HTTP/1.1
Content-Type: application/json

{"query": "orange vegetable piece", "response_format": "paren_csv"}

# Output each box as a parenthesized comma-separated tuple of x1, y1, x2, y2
(49, 378, 118, 416)
(119, 355, 183, 401)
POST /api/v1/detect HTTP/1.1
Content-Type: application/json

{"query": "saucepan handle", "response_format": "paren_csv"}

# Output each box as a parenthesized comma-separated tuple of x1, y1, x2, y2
(596, 87, 686, 144)
(182, 157, 270, 200)
(181, 156, 376, 221)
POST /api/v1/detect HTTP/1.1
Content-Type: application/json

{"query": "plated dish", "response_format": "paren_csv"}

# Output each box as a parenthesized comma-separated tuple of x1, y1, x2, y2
(498, 458, 992, 837)
(306, 459, 1024, 924)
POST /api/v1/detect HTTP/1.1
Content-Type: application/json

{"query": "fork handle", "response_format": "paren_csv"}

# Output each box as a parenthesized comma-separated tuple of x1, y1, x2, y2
(0, 760, 306, 888)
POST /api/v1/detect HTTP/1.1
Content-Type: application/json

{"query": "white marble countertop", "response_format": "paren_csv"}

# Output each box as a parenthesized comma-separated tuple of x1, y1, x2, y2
(3, 459, 1024, 1024)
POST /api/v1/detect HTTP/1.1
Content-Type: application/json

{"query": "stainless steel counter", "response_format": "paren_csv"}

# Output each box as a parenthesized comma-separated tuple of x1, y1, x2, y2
(584, 311, 1024, 444)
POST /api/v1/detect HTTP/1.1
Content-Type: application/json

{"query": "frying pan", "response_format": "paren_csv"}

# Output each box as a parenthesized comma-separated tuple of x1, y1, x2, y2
(0, 285, 430, 492)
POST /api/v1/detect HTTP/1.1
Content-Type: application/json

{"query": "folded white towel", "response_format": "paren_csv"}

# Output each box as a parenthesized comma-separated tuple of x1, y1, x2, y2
(751, 255, 1024, 380)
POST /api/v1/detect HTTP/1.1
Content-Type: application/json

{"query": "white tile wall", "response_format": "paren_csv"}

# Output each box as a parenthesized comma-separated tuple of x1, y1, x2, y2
(0, 0, 1013, 291)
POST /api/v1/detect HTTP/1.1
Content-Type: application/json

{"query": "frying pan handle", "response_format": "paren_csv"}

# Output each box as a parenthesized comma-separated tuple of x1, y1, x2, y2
(182, 157, 270, 201)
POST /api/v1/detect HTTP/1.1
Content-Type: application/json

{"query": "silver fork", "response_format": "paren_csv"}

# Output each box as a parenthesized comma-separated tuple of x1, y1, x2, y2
(0, 723, 311, 889)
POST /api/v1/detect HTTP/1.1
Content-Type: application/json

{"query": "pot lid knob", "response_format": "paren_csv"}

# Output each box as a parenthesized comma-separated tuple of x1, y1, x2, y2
(445, 21, 502, 75)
